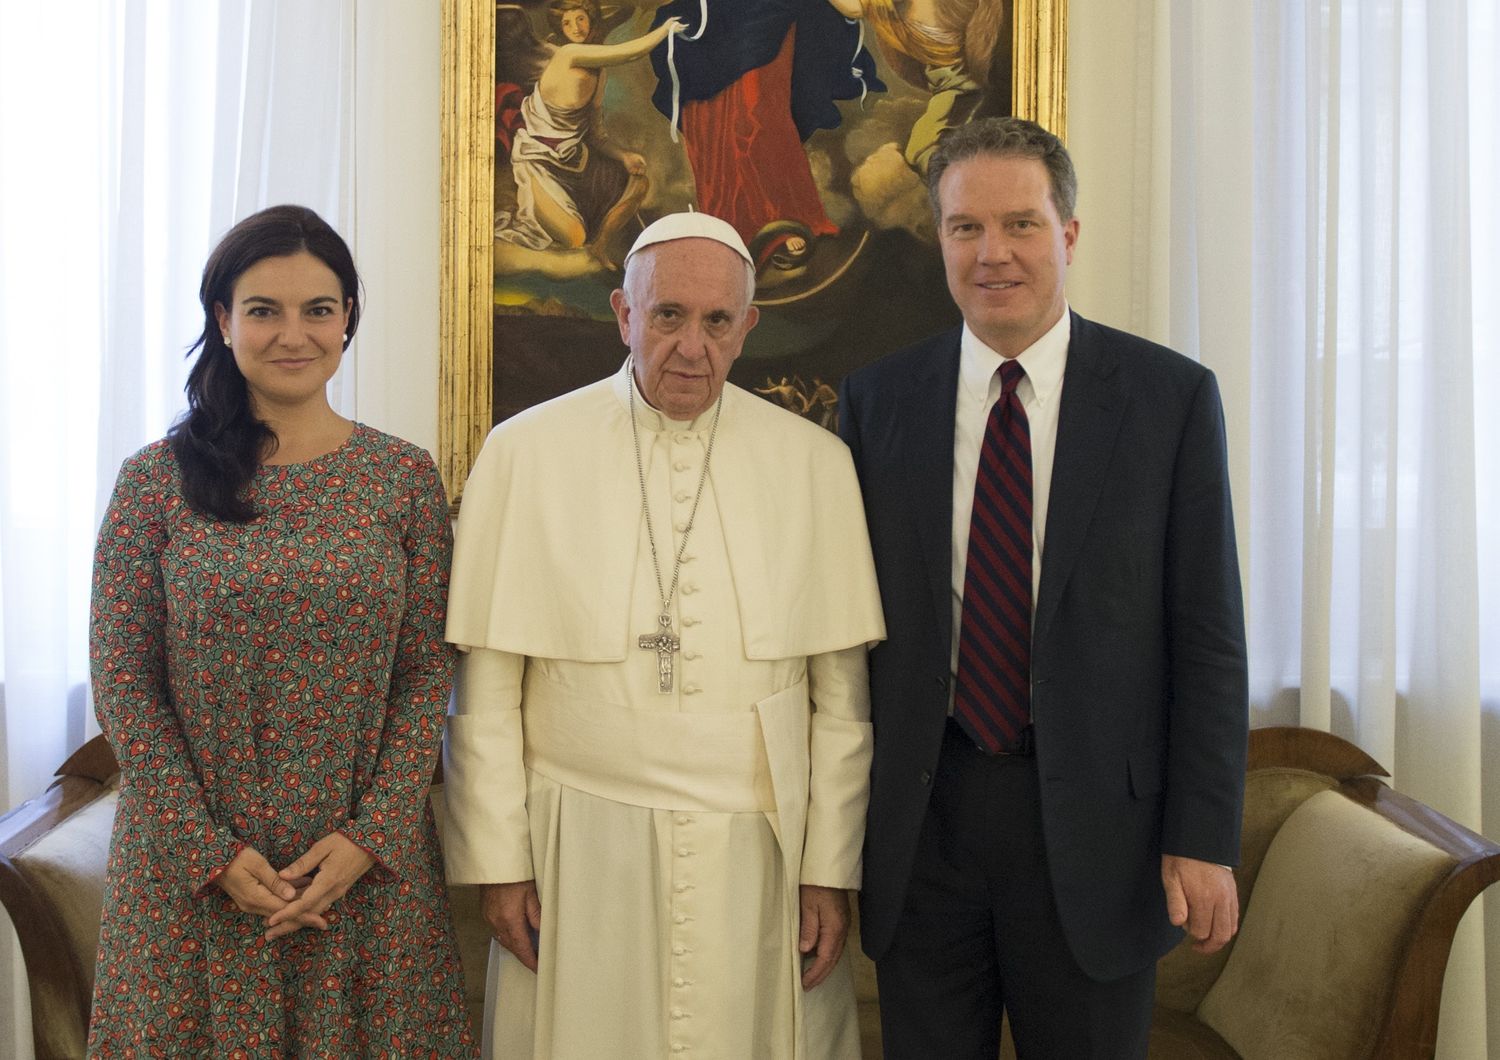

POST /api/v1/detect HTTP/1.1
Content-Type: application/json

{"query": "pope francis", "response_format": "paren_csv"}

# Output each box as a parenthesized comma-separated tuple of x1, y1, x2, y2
(443, 212, 886, 1059)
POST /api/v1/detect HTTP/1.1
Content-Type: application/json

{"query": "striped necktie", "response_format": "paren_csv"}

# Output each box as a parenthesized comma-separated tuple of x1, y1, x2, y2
(954, 358, 1032, 753)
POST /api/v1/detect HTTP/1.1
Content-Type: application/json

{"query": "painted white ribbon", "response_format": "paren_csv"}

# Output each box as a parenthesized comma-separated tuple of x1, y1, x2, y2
(848, 18, 869, 108)
(666, 0, 710, 143)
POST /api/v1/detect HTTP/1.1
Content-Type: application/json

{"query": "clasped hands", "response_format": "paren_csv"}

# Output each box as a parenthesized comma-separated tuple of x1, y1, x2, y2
(216, 832, 375, 940)
(480, 880, 851, 991)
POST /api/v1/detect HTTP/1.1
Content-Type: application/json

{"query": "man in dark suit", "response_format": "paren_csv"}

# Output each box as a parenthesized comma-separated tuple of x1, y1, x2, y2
(838, 117, 1248, 1058)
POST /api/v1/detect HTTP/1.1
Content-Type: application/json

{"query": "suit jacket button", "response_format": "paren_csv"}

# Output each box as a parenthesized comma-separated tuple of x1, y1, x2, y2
(919, 770, 932, 785)
(936, 675, 949, 689)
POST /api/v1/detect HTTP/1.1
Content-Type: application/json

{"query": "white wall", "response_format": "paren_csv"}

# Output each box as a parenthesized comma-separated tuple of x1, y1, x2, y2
(1065, 0, 1150, 333)
(350, 4, 443, 457)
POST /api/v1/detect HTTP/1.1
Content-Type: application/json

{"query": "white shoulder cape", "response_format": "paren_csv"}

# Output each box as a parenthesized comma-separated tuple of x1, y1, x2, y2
(447, 362, 886, 661)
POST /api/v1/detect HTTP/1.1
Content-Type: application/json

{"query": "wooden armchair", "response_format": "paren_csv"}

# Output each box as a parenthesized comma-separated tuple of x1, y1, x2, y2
(0, 735, 119, 1060)
(848, 726, 1500, 1059)
(1149, 726, 1500, 1059)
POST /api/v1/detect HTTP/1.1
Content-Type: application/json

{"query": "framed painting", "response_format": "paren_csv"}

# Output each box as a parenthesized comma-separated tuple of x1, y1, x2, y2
(440, 0, 1066, 502)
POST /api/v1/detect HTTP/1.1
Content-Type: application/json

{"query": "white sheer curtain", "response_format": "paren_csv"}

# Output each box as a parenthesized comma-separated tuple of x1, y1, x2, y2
(1249, 2, 1497, 1054)
(0, 2, 354, 1054)
(1141, 0, 1498, 1054)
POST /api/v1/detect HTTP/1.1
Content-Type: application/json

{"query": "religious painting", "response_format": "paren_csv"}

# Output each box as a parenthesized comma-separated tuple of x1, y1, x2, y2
(440, 0, 1066, 501)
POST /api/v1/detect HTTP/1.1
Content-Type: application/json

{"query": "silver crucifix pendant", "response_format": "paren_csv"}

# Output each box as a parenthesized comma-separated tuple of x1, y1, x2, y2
(638, 612, 681, 693)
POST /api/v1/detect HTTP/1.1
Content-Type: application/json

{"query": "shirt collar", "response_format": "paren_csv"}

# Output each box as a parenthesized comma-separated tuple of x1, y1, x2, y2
(958, 307, 1071, 407)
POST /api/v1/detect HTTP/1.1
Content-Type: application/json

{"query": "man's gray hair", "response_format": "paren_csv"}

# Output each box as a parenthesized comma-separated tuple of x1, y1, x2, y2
(926, 117, 1078, 223)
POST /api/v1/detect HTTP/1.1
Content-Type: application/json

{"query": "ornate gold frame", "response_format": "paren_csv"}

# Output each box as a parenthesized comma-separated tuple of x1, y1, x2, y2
(439, 0, 1067, 503)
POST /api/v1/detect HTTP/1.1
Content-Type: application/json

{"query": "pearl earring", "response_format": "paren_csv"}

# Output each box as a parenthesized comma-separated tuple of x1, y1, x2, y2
(222, 334, 231, 346)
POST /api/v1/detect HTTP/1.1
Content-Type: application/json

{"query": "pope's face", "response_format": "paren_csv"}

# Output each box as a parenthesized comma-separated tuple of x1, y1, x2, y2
(610, 239, 759, 420)
(936, 153, 1078, 358)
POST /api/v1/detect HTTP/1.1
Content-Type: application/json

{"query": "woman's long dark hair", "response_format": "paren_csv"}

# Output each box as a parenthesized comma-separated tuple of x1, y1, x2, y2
(167, 205, 362, 522)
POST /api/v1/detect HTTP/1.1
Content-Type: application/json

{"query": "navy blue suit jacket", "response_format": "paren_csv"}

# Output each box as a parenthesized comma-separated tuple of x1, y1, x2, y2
(838, 312, 1248, 982)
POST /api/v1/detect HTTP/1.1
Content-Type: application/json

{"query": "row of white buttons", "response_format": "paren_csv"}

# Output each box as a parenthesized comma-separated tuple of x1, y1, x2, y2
(672, 437, 702, 700)
(669, 811, 700, 1056)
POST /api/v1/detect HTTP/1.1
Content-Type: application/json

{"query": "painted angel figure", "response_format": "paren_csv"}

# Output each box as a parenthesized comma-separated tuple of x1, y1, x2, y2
(496, 2, 687, 270)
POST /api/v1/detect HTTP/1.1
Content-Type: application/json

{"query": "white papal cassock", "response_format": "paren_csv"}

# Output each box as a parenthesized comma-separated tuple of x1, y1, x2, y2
(443, 360, 886, 1059)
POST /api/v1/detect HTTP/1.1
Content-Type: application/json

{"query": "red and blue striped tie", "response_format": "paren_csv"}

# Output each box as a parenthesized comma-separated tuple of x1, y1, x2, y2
(954, 359, 1032, 753)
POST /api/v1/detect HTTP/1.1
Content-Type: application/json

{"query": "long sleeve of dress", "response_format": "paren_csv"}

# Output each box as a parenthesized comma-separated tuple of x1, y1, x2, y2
(339, 455, 459, 879)
(800, 643, 874, 890)
(90, 450, 244, 896)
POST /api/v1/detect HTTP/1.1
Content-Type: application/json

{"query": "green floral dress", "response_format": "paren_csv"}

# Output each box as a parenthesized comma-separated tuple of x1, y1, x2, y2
(87, 425, 475, 1058)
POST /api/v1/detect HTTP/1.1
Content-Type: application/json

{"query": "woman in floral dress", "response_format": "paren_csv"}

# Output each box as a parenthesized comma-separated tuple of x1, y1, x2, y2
(87, 205, 476, 1057)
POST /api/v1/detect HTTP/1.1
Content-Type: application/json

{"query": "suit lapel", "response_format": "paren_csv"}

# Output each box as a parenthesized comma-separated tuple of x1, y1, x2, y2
(904, 332, 961, 652)
(1035, 313, 1129, 644)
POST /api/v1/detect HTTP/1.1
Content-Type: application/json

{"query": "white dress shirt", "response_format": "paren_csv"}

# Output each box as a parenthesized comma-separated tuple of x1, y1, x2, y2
(949, 309, 1070, 677)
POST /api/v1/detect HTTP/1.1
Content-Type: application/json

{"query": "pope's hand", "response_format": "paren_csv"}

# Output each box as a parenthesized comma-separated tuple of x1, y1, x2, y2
(483, 879, 542, 973)
(798, 884, 849, 990)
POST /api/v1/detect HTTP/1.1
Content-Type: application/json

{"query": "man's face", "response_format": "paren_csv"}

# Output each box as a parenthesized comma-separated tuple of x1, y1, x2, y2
(936, 154, 1079, 358)
(610, 239, 759, 420)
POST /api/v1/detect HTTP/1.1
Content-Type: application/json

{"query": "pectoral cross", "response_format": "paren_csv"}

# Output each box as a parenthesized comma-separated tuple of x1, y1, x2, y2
(638, 612, 680, 693)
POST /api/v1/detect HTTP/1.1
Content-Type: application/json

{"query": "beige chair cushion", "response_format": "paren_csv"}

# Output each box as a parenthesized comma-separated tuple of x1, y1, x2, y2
(15, 789, 117, 988)
(1157, 767, 1337, 1014)
(1148, 1006, 1239, 1059)
(1235, 769, 1339, 883)
(1197, 789, 1452, 1060)
(13, 787, 118, 1058)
